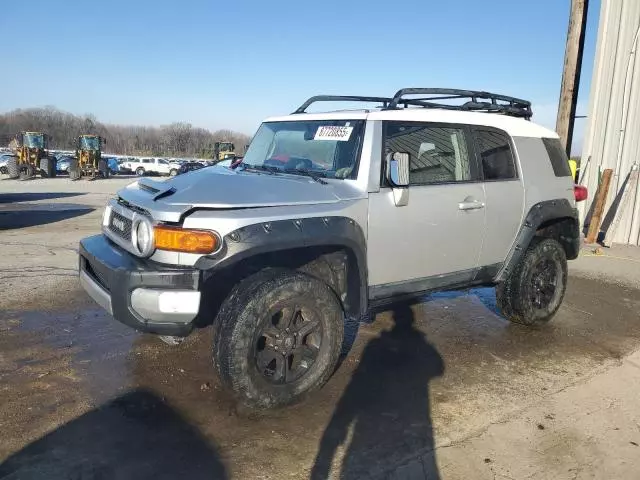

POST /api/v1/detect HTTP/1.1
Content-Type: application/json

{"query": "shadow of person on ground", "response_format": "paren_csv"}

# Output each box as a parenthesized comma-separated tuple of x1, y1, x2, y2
(0, 389, 228, 480)
(0, 192, 85, 203)
(0, 207, 93, 230)
(311, 303, 445, 479)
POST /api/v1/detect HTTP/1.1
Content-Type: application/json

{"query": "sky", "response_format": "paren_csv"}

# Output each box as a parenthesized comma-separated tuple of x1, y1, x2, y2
(2, 0, 601, 152)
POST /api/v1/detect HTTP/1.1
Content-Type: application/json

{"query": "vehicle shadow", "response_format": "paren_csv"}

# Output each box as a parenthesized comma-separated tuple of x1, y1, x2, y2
(0, 207, 94, 230)
(311, 303, 445, 479)
(0, 192, 85, 203)
(0, 389, 229, 480)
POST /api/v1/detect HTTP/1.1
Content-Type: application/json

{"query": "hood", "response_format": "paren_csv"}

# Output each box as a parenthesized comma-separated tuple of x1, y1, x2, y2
(117, 165, 365, 222)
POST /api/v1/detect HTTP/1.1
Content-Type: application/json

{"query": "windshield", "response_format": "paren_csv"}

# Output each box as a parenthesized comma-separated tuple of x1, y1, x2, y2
(24, 133, 45, 148)
(218, 142, 234, 152)
(242, 120, 365, 179)
(79, 136, 100, 150)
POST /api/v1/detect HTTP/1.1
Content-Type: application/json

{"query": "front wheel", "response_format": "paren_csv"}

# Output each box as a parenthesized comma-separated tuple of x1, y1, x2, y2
(136, 167, 145, 176)
(496, 238, 568, 326)
(213, 270, 344, 409)
(98, 159, 110, 179)
(169, 169, 178, 177)
(69, 158, 81, 181)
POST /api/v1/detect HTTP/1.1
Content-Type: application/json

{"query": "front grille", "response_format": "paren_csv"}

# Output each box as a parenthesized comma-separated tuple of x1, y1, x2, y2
(108, 211, 133, 241)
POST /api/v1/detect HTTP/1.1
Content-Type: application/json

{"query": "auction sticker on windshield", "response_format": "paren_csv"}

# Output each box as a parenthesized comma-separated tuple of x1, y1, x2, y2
(314, 125, 354, 141)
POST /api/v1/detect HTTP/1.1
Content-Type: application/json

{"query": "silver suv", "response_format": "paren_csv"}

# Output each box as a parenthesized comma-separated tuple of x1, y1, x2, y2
(79, 88, 588, 408)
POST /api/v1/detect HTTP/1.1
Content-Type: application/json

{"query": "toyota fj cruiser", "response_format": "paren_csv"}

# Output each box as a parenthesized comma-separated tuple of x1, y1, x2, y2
(79, 88, 587, 408)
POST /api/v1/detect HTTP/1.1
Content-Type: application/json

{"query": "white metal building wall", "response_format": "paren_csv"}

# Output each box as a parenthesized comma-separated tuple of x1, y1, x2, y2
(580, 0, 640, 245)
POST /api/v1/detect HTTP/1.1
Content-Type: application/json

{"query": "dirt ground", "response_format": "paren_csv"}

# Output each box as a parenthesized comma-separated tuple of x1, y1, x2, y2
(1, 178, 640, 479)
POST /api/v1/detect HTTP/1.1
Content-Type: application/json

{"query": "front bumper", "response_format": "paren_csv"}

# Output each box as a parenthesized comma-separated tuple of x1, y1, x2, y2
(79, 234, 201, 336)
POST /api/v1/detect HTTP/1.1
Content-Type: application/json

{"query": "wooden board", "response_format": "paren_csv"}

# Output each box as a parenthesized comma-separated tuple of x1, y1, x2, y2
(585, 168, 613, 244)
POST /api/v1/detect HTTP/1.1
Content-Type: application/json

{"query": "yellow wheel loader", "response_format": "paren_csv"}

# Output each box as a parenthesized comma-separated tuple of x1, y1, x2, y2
(213, 141, 236, 162)
(7, 132, 56, 180)
(70, 134, 107, 181)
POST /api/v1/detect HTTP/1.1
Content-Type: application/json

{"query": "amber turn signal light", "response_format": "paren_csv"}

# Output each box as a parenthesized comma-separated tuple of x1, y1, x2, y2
(154, 226, 219, 254)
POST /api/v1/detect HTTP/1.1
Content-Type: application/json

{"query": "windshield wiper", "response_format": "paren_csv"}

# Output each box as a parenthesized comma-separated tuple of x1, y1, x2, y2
(283, 168, 329, 184)
(240, 164, 280, 175)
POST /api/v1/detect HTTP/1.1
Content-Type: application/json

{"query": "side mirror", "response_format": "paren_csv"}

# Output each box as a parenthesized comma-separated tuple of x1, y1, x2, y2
(386, 152, 409, 187)
(386, 152, 410, 206)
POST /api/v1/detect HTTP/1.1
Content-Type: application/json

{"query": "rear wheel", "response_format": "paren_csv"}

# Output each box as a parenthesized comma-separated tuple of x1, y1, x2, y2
(213, 269, 344, 409)
(136, 167, 145, 176)
(496, 238, 568, 326)
(39, 157, 56, 178)
(19, 164, 34, 181)
(69, 158, 81, 181)
(98, 159, 109, 179)
(169, 168, 178, 177)
(7, 157, 19, 179)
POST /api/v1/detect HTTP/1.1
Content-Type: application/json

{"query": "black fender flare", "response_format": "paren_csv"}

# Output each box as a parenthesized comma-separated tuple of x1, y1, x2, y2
(194, 216, 369, 318)
(496, 198, 580, 282)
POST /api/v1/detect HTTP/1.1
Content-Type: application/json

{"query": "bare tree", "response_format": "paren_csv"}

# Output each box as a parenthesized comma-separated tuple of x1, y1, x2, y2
(0, 107, 250, 158)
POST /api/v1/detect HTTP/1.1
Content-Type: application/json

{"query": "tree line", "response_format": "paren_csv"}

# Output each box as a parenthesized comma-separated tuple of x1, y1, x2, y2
(0, 107, 251, 158)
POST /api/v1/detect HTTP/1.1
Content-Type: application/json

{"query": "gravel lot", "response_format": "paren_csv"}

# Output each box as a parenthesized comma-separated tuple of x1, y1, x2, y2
(1, 177, 640, 479)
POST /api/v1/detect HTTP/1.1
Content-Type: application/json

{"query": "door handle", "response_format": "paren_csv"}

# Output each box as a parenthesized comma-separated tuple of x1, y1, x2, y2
(458, 200, 485, 211)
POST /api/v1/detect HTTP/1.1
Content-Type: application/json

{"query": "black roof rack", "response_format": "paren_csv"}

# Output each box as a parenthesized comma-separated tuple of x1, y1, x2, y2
(292, 95, 394, 114)
(292, 88, 533, 120)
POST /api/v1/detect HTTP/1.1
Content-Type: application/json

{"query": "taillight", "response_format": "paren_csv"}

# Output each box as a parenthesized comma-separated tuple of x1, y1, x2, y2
(574, 185, 588, 202)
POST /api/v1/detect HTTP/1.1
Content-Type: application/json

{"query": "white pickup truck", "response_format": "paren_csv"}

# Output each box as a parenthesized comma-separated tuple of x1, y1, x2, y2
(122, 158, 181, 177)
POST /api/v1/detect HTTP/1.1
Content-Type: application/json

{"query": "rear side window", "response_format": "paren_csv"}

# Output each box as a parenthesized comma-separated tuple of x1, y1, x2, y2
(542, 137, 572, 177)
(475, 129, 517, 180)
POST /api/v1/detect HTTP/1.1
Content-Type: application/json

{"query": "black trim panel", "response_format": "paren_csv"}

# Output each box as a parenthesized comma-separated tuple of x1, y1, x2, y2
(496, 199, 579, 282)
(368, 262, 503, 308)
(370, 268, 476, 301)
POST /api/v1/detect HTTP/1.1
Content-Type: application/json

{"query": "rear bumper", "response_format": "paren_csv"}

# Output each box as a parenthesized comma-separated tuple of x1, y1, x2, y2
(79, 235, 201, 336)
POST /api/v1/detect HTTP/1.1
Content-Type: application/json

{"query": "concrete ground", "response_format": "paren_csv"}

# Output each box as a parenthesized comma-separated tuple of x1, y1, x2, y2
(1, 177, 640, 479)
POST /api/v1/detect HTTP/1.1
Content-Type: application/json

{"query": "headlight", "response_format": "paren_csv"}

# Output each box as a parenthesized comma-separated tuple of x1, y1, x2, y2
(132, 217, 154, 257)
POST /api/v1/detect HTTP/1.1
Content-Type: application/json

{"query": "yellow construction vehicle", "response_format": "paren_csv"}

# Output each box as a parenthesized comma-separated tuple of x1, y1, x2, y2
(70, 134, 107, 180)
(213, 141, 236, 161)
(6, 131, 56, 180)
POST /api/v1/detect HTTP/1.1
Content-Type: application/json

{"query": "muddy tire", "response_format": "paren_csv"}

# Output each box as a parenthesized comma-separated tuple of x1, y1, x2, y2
(213, 269, 344, 409)
(7, 157, 19, 179)
(19, 164, 34, 181)
(98, 159, 109, 179)
(39, 157, 56, 178)
(496, 238, 568, 326)
(69, 158, 81, 181)
(136, 167, 145, 176)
